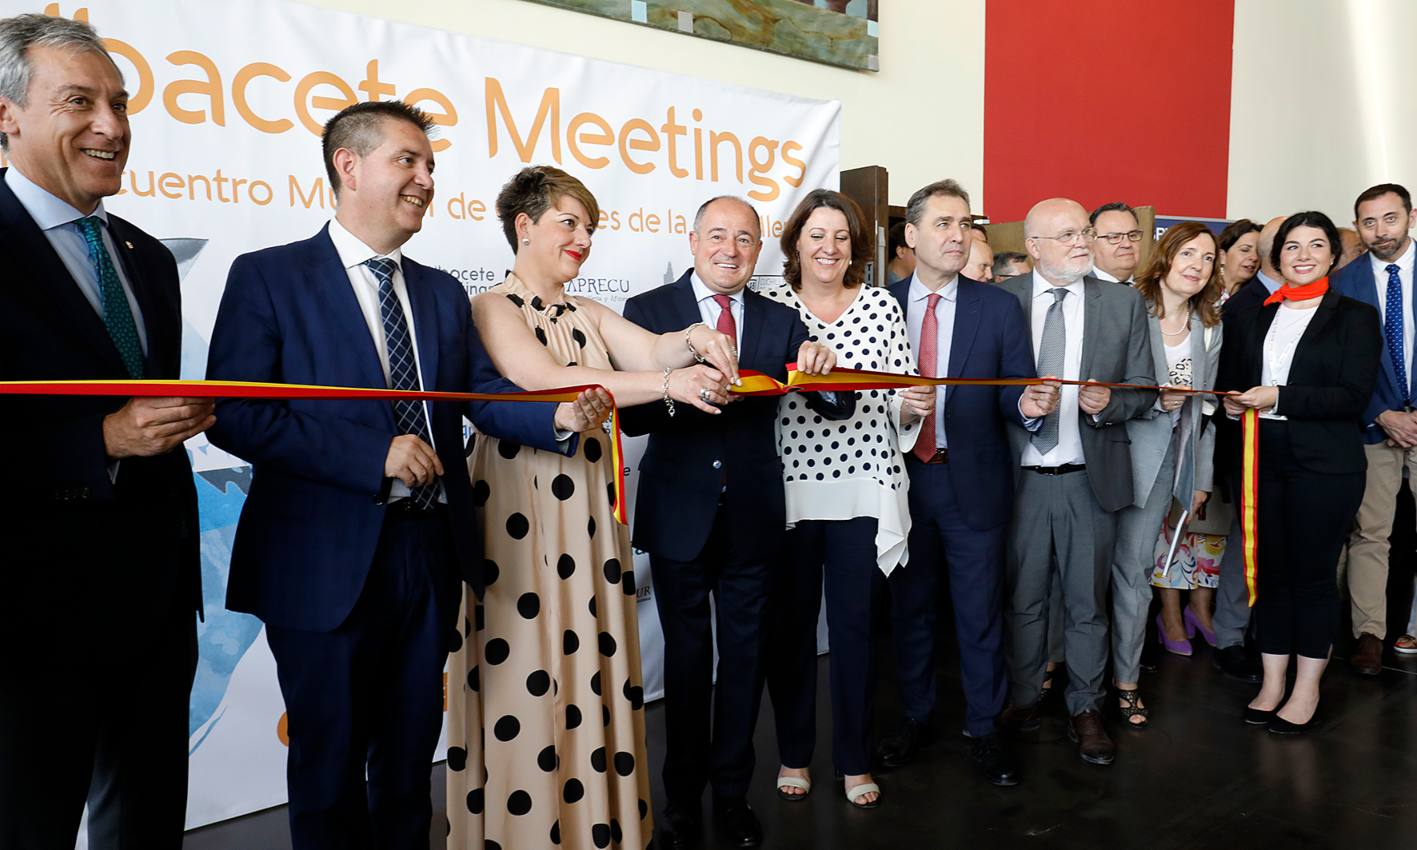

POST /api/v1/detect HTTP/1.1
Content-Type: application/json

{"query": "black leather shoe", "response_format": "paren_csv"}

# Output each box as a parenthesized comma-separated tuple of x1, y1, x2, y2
(713, 800, 763, 848)
(657, 802, 702, 849)
(968, 733, 1019, 787)
(1242, 706, 1274, 726)
(998, 703, 1041, 737)
(1213, 645, 1261, 683)
(876, 717, 931, 769)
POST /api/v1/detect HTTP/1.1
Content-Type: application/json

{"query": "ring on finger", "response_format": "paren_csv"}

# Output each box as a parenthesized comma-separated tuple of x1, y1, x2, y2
(699, 388, 710, 402)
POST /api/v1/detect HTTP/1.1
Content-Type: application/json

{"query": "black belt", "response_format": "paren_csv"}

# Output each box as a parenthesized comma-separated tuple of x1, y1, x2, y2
(1024, 463, 1086, 475)
(386, 500, 447, 518)
(908, 449, 949, 465)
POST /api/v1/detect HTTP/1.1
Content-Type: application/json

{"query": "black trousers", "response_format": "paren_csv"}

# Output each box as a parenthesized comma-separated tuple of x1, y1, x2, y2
(264, 508, 457, 850)
(1254, 421, 1365, 659)
(766, 517, 881, 776)
(0, 496, 197, 850)
(650, 505, 773, 807)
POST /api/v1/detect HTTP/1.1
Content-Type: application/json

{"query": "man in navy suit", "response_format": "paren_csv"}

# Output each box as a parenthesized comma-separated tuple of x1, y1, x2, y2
(620, 196, 850, 849)
(1334, 182, 1417, 676)
(206, 101, 602, 850)
(878, 180, 1057, 786)
(0, 16, 212, 849)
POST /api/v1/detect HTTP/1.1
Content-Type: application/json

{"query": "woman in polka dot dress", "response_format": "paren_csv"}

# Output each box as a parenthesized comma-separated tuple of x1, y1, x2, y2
(762, 190, 935, 809)
(446, 166, 739, 850)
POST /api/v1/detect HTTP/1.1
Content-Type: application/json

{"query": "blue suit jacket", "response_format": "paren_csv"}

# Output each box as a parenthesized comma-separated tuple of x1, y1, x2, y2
(889, 274, 1036, 530)
(1333, 253, 1417, 443)
(206, 225, 565, 629)
(620, 271, 854, 562)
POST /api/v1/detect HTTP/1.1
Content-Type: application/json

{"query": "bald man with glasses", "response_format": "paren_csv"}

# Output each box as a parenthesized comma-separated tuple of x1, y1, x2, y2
(996, 199, 1155, 768)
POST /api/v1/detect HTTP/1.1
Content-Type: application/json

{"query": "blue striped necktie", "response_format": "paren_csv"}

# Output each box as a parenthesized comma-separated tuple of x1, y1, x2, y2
(365, 257, 437, 510)
(75, 216, 143, 378)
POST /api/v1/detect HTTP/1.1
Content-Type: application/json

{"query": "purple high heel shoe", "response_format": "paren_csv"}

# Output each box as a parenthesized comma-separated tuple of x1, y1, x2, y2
(1184, 608, 1217, 647)
(1156, 613, 1193, 657)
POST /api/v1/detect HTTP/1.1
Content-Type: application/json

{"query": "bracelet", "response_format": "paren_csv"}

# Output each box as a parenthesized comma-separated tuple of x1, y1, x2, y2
(662, 367, 676, 418)
(684, 322, 707, 364)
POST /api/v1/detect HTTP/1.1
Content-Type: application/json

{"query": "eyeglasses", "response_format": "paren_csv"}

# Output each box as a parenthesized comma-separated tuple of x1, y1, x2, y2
(1031, 227, 1096, 245)
(1096, 229, 1144, 245)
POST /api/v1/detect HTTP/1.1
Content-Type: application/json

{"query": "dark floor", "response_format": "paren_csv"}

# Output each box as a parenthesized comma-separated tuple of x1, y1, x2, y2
(186, 634, 1417, 850)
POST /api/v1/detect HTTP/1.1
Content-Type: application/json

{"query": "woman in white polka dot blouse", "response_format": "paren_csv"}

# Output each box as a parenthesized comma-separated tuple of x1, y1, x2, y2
(762, 189, 935, 810)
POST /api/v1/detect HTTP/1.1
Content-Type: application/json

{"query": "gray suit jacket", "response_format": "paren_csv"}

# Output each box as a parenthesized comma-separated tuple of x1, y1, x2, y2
(1000, 274, 1157, 512)
(1124, 311, 1223, 509)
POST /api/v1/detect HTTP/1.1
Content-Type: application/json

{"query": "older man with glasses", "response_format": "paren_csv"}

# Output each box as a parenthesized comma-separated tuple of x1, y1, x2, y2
(1089, 201, 1144, 283)
(996, 199, 1155, 767)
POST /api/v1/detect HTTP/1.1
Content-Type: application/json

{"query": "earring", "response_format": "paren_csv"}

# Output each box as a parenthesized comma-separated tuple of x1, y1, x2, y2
(521, 238, 530, 246)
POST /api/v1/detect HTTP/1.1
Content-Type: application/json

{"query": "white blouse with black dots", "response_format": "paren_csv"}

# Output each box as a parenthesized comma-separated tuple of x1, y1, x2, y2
(761, 283, 921, 576)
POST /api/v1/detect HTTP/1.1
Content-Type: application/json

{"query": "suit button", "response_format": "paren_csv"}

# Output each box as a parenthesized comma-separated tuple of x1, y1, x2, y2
(712, 460, 722, 470)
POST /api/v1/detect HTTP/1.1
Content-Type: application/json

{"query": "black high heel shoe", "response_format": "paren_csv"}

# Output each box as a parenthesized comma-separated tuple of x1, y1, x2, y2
(1267, 713, 1317, 735)
(1243, 706, 1275, 726)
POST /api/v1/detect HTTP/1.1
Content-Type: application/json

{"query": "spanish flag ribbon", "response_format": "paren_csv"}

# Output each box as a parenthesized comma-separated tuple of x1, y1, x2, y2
(0, 379, 630, 525)
(0, 371, 1260, 597)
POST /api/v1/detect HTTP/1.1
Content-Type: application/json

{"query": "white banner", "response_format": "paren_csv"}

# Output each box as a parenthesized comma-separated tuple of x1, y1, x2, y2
(1, 0, 839, 833)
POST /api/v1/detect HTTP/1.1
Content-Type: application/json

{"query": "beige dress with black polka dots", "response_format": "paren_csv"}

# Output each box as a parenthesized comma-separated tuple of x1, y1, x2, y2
(446, 275, 652, 850)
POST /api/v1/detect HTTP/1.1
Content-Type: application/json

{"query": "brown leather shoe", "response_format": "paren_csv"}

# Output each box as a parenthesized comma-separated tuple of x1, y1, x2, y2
(1351, 633, 1383, 677)
(998, 704, 1040, 737)
(1066, 710, 1115, 766)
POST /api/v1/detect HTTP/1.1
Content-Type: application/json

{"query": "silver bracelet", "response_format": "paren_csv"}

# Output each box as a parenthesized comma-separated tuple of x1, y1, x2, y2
(662, 367, 676, 417)
(684, 322, 707, 364)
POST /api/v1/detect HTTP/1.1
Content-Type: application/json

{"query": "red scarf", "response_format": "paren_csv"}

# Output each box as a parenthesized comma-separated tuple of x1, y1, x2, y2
(1264, 276, 1329, 306)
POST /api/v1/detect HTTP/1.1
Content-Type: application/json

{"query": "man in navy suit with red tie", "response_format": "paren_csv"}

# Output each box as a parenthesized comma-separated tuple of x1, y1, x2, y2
(206, 101, 604, 850)
(879, 180, 1057, 786)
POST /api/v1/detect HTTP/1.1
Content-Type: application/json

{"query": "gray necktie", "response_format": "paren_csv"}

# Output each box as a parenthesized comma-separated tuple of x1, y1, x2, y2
(1031, 287, 1068, 454)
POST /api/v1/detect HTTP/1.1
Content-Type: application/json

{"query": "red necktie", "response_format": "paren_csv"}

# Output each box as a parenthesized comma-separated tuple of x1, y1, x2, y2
(912, 293, 941, 462)
(713, 293, 736, 339)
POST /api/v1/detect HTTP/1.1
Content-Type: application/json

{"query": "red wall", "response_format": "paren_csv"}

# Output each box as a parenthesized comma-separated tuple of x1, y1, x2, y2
(983, 0, 1235, 222)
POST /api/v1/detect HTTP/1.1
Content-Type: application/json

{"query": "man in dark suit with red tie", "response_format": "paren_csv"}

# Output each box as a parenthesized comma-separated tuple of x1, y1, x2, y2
(879, 180, 1056, 786)
(0, 15, 213, 849)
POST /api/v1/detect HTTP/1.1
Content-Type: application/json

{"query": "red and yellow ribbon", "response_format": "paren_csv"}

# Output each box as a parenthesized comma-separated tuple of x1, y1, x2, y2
(0, 369, 1261, 599)
(0, 379, 630, 525)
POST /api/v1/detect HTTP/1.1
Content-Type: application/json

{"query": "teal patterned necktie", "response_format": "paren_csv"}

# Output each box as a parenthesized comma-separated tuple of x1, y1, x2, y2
(75, 215, 144, 378)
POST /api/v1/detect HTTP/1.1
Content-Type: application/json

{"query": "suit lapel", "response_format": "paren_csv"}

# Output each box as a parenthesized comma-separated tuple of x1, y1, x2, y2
(946, 280, 980, 380)
(739, 289, 768, 373)
(402, 260, 441, 391)
(107, 216, 168, 375)
(1289, 290, 1338, 380)
(1081, 278, 1102, 378)
(308, 227, 393, 425)
(0, 173, 125, 371)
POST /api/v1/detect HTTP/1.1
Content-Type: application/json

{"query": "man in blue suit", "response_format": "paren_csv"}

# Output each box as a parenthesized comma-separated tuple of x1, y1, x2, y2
(878, 180, 1057, 786)
(620, 196, 849, 849)
(206, 101, 601, 850)
(1334, 182, 1416, 676)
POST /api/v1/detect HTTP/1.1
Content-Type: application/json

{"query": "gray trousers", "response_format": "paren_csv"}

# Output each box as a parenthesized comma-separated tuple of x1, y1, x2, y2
(1111, 449, 1177, 684)
(1007, 469, 1117, 715)
(1213, 498, 1252, 650)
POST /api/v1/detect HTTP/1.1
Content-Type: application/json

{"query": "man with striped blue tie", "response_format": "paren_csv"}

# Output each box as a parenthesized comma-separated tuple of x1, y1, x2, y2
(206, 100, 605, 850)
(1334, 183, 1416, 677)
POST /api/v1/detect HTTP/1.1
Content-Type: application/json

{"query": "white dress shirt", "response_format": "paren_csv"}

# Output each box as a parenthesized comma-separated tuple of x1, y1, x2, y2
(1372, 239, 1415, 379)
(1022, 272, 1086, 467)
(1091, 267, 1133, 285)
(4, 166, 148, 354)
(690, 271, 744, 350)
(904, 275, 956, 449)
(327, 217, 445, 504)
(1253, 269, 1282, 295)
(1260, 304, 1318, 421)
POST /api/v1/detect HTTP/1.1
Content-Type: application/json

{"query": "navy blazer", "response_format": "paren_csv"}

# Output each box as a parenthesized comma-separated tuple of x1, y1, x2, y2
(206, 225, 565, 629)
(1333, 253, 1417, 443)
(620, 271, 854, 562)
(888, 275, 1036, 530)
(0, 169, 200, 631)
